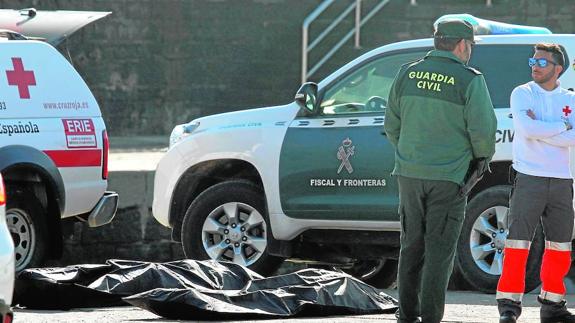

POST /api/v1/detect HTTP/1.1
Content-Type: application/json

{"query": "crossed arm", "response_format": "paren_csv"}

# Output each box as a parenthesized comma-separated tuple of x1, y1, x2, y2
(525, 109, 575, 147)
(510, 88, 575, 147)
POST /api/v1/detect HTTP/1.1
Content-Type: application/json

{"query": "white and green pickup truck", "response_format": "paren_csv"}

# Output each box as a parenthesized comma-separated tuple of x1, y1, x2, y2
(152, 23, 575, 293)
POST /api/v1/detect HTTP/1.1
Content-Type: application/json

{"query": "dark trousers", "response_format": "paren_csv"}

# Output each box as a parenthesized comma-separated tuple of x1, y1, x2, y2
(497, 172, 574, 316)
(507, 173, 574, 243)
(396, 176, 467, 323)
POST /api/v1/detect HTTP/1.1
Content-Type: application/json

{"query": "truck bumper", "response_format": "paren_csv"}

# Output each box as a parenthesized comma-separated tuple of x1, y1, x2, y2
(87, 191, 118, 227)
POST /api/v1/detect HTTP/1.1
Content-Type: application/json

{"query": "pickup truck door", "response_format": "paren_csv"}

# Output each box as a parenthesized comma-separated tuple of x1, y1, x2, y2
(279, 49, 429, 221)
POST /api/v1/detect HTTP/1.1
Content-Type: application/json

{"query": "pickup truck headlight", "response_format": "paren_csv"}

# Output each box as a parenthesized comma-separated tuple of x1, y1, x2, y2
(169, 121, 200, 149)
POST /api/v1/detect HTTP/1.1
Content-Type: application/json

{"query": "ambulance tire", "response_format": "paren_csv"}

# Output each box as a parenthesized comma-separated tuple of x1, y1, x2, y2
(455, 185, 543, 294)
(6, 186, 49, 272)
(180, 180, 284, 276)
(348, 258, 398, 289)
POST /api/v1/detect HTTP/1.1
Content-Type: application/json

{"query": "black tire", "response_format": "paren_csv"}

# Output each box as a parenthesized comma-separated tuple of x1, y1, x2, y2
(180, 180, 284, 275)
(455, 185, 543, 294)
(348, 258, 398, 289)
(448, 265, 473, 291)
(6, 186, 49, 272)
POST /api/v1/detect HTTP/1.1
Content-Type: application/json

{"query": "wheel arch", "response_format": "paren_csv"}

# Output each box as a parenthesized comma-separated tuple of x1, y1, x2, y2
(0, 145, 66, 258)
(469, 160, 512, 200)
(169, 158, 264, 242)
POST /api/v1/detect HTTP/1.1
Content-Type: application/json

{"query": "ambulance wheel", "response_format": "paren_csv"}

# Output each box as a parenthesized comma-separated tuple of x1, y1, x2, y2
(455, 185, 543, 294)
(347, 258, 398, 289)
(181, 180, 284, 275)
(6, 186, 48, 272)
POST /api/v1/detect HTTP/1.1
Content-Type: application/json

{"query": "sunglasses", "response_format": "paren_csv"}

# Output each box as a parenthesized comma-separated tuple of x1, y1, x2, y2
(528, 57, 558, 68)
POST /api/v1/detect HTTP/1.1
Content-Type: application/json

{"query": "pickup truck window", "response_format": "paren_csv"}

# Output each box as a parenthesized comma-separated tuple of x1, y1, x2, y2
(469, 44, 534, 109)
(320, 50, 427, 115)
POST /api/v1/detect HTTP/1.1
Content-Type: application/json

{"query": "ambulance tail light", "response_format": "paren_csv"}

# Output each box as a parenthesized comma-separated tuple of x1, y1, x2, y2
(0, 173, 5, 206)
(102, 130, 109, 180)
(3, 312, 13, 323)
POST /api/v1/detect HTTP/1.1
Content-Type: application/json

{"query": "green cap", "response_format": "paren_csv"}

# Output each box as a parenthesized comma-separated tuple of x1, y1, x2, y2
(434, 19, 475, 42)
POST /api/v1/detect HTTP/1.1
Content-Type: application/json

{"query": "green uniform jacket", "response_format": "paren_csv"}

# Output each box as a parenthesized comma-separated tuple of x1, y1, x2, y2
(384, 50, 497, 184)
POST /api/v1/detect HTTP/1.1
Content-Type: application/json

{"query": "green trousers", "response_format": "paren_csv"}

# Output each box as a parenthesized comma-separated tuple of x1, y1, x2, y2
(396, 176, 467, 323)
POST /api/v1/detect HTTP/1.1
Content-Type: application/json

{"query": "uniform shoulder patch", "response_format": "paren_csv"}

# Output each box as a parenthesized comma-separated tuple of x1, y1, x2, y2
(464, 66, 482, 75)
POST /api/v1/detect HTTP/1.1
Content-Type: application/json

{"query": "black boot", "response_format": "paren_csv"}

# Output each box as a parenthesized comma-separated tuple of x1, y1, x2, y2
(539, 297, 575, 323)
(500, 311, 517, 323)
(395, 308, 421, 323)
(498, 298, 521, 323)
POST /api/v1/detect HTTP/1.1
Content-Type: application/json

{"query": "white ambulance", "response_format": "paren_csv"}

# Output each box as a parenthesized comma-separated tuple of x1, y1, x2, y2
(0, 9, 118, 271)
(153, 17, 575, 293)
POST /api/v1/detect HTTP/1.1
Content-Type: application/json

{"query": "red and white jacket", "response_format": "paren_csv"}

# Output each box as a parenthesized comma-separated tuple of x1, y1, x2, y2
(511, 81, 575, 179)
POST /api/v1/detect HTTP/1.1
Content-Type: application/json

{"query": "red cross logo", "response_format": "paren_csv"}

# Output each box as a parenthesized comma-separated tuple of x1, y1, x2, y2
(564, 106, 572, 117)
(6, 57, 36, 99)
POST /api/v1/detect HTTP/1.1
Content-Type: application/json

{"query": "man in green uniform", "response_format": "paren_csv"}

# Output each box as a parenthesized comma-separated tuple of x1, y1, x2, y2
(384, 19, 497, 323)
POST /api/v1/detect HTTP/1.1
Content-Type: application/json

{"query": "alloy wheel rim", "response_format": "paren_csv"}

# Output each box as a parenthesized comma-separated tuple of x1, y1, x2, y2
(469, 205, 509, 275)
(201, 202, 267, 267)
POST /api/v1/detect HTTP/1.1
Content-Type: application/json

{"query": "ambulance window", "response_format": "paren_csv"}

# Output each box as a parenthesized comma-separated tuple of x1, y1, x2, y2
(468, 44, 535, 109)
(320, 50, 428, 115)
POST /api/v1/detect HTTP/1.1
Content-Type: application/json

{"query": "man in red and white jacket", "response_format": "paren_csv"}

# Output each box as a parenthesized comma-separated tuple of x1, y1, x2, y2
(497, 43, 575, 323)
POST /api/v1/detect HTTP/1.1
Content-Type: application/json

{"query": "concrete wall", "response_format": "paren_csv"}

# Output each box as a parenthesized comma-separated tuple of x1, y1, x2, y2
(49, 170, 184, 265)
(1, 0, 574, 137)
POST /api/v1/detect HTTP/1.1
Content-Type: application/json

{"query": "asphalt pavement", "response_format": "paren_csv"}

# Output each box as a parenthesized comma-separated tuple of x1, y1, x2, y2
(13, 290, 570, 322)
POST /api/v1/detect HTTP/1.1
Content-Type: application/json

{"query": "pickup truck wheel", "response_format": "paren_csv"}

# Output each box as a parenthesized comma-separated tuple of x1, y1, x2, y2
(347, 258, 398, 288)
(181, 181, 284, 275)
(455, 185, 543, 294)
(6, 186, 48, 272)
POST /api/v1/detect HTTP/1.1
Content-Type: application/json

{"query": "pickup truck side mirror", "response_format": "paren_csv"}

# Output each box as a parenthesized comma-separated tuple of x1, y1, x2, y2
(294, 82, 318, 115)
